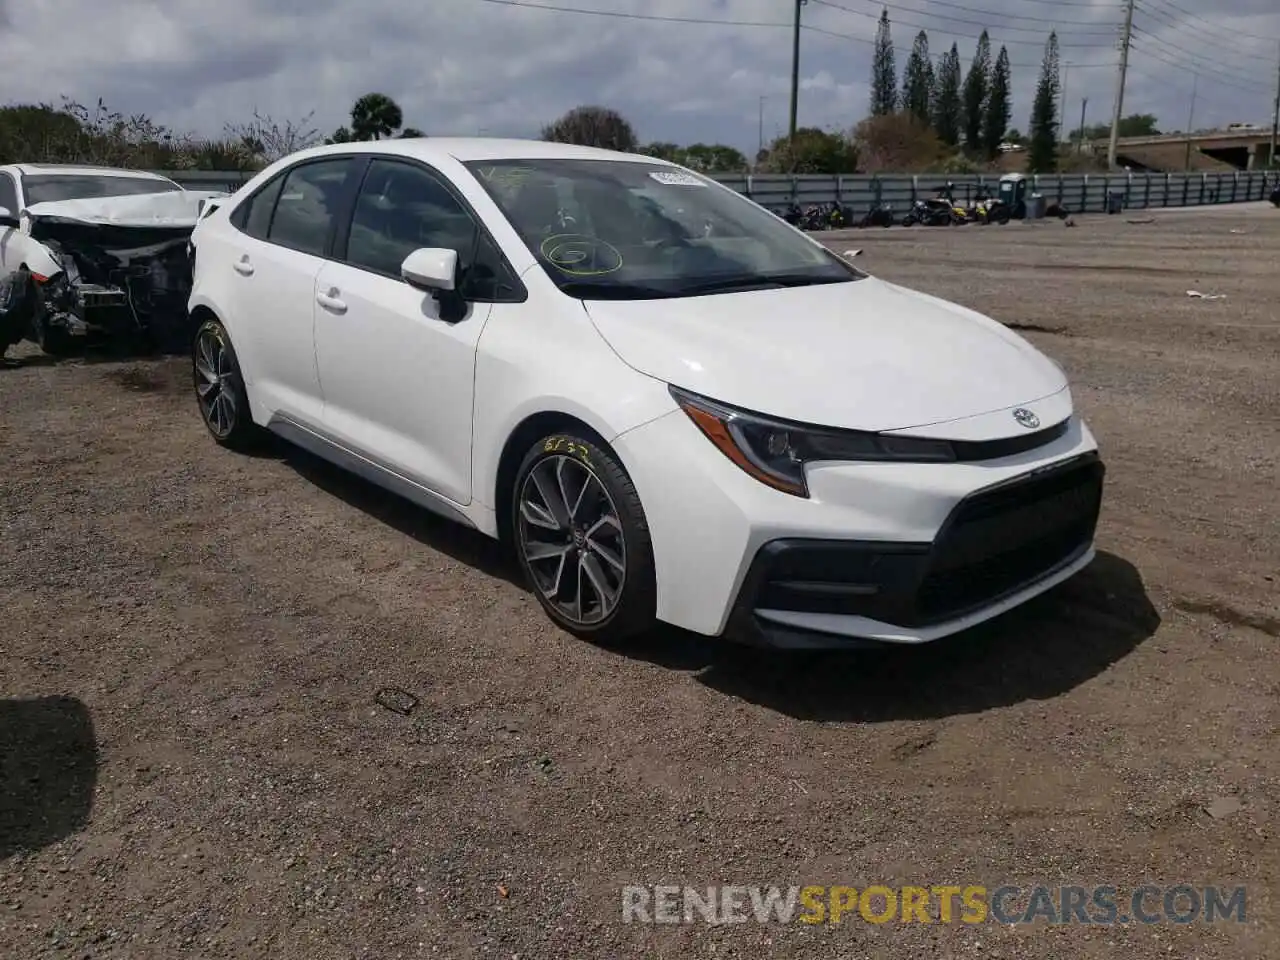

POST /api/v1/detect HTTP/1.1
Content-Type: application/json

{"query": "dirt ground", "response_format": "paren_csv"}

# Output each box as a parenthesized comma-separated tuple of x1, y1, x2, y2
(1, 204, 1277, 959)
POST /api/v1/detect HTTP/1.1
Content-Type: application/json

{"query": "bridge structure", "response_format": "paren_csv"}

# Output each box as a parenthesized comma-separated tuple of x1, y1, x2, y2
(1086, 129, 1278, 172)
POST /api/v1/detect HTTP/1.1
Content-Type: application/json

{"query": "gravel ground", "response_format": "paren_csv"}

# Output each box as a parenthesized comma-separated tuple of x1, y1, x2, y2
(1, 206, 1277, 959)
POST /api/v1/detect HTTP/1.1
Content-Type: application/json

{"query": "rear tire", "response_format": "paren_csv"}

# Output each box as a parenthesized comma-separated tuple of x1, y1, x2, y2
(193, 317, 260, 450)
(512, 431, 657, 644)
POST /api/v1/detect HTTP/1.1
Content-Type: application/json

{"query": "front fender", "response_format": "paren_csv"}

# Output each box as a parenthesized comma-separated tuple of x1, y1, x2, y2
(17, 237, 60, 279)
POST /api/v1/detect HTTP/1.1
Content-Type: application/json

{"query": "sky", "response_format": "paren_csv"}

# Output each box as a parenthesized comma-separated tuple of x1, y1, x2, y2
(3, 0, 1279, 154)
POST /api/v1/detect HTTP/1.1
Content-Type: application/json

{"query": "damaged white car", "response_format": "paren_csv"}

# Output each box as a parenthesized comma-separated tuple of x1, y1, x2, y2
(0, 163, 226, 356)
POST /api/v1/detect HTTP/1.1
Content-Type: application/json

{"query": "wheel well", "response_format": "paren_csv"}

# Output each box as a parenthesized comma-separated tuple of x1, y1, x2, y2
(493, 412, 607, 545)
(188, 305, 219, 349)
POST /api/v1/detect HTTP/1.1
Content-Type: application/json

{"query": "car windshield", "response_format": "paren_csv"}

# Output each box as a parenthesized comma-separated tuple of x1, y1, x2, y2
(463, 158, 863, 300)
(22, 174, 181, 205)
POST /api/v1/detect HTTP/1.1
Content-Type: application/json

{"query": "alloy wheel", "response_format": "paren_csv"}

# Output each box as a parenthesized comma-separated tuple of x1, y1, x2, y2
(517, 454, 627, 625)
(194, 328, 237, 438)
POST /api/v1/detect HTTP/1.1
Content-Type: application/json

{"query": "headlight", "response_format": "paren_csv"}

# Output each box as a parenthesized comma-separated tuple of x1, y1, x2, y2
(669, 385, 955, 498)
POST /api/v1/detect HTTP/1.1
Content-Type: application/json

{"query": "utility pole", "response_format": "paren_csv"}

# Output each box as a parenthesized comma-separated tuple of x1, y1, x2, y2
(1061, 63, 1070, 143)
(1184, 73, 1198, 171)
(1078, 97, 1088, 154)
(1107, 0, 1135, 169)
(758, 96, 766, 161)
(789, 0, 805, 143)
(1270, 42, 1279, 168)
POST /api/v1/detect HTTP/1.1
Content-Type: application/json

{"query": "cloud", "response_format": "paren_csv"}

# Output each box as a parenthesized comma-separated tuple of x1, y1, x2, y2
(1, 0, 1277, 150)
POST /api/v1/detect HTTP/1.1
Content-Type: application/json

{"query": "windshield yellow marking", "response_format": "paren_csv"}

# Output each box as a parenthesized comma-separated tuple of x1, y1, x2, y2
(539, 234, 623, 276)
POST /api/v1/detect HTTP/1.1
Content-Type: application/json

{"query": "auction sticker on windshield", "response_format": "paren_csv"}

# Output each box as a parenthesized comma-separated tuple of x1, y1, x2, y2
(649, 171, 706, 186)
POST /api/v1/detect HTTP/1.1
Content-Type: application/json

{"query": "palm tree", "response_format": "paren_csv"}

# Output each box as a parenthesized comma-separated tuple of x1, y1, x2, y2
(349, 93, 403, 141)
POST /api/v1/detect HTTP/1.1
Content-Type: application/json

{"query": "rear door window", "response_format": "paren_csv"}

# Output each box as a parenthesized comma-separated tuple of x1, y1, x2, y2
(265, 159, 353, 256)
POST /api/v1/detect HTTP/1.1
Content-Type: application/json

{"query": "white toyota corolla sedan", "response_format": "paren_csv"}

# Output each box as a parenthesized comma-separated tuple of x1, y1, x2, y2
(187, 138, 1104, 648)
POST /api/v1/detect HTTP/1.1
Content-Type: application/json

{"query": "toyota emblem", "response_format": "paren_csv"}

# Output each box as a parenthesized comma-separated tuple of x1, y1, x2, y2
(1012, 408, 1040, 429)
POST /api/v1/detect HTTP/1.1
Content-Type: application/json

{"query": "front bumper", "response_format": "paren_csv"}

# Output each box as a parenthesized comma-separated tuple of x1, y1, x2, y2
(726, 453, 1103, 647)
(612, 400, 1103, 647)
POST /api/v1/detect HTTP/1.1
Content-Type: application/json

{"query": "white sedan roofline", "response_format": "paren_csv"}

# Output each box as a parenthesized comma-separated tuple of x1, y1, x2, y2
(270, 137, 679, 167)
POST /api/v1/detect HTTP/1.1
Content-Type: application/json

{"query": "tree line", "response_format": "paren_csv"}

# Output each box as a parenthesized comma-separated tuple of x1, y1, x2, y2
(0, 72, 1167, 180)
(538, 13, 1090, 176)
(870, 11, 1065, 173)
(0, 93, 424, 172)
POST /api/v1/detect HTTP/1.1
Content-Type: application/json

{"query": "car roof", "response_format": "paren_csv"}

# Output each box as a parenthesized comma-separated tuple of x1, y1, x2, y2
(9, 163, 176, 179)
(278, 137, 675, 167)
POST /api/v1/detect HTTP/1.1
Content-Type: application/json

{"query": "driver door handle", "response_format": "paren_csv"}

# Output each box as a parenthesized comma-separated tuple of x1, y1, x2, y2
(233, 255, 254, 276)
(316, 288, 347, 314)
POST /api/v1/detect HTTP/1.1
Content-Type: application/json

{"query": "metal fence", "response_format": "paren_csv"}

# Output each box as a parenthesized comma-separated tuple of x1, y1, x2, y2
(159, 168, 1279, 215)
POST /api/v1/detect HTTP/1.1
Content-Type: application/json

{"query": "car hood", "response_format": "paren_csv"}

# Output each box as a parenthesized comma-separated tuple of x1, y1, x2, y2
(582, 276, 1068, 432)
(24, 190, 226, 228)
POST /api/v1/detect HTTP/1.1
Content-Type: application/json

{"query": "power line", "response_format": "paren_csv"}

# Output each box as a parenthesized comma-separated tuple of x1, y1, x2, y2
(1133, 1, 1275, 64)
(471, 0, 789, 28)
(471, 0, 1116, 70)
(822, 0, 1120, 30)
(1131, 27, 1273, 93)
(801, 22, 1112, 70)
(1143, 0, 1280, 47)
(809, 0, 1118, 47)
(1126, 65, 1256, 111)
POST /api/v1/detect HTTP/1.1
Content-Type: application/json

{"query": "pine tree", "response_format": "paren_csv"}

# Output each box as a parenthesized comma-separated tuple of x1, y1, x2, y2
(931, 43, 962, 147)
(962, 30, 991, 152)
(870, 9, 898, 116)
(1027, 31, 1061, 173)
(982, 46, 1012, 159)
(902, 31, 934, 127)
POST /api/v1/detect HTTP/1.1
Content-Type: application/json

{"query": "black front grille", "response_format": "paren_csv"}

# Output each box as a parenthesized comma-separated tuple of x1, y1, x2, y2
(917, 455, 1104, 620)
(725, 453, 1105, 637)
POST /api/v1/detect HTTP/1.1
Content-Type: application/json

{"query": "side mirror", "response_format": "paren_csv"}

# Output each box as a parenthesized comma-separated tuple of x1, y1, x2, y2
(0, 206, 18, 228)
(401, 247, 458, 292)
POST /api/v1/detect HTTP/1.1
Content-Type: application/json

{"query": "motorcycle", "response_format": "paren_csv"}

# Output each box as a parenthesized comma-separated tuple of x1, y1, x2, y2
(797, 201, 855, 231)
(856, 202, 895, 228)
(970, 188, 1010, 225)
(902, 196, 956, 226)
(938, 182, 976, 224)
(778, 202, 804, 226)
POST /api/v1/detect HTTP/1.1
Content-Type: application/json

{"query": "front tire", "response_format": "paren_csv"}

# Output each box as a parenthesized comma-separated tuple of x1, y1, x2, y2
(25, 275, 75, 357)
(193, 318, 259, 449)
(512, 432, 657, 644)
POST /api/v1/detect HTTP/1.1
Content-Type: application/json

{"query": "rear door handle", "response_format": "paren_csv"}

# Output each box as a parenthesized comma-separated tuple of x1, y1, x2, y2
(316, 288, 347, 314)
(233, 256, 254, 276)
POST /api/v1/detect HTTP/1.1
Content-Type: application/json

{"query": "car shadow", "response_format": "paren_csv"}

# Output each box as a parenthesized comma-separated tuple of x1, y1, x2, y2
(2, 335, 193, 368)
(0, 696, 98, 859)
(281, 446, 521, 585)
(272, 451, 1158, 720)
(675, 551, 1160, 721)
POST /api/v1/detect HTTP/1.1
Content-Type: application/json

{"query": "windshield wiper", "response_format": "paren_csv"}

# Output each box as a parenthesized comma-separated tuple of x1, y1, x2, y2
(678, 273, 851, 296)
(558, 280, 674, 300)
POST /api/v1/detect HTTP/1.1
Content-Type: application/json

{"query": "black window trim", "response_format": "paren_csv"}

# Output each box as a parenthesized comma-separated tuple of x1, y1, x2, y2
(334, 154, 528, 305)
(230, 155, 362, 260)
(0, 171, 18, 212)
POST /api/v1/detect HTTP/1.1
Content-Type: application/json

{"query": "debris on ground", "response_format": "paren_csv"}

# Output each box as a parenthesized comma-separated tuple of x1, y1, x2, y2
(374, 687, 419, 716)
(1186, 290, 1226, 300)
(1204, 796, 1242, 819)
(1126, 217, 1156, 224)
